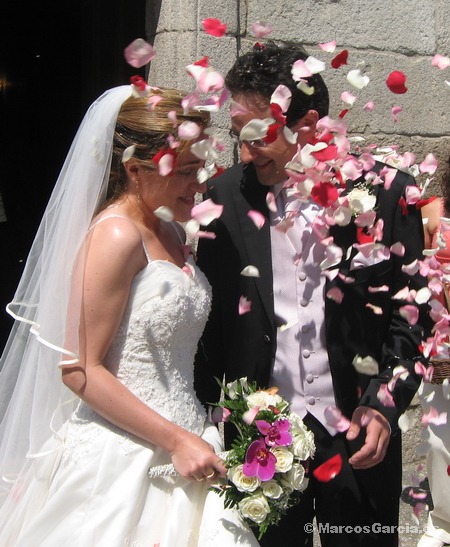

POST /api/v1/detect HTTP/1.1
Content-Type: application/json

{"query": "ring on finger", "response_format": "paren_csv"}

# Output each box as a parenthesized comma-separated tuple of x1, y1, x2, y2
(206, 471, 216, 479)
(195, 476, 205, 481)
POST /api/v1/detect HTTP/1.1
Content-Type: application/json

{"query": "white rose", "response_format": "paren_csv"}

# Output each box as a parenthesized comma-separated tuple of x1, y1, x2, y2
(228, 465, 260, 493)
(282, 463, 307, 491)
(271, 446, 294, 473)
(238, 492, 271, 524)
(261, 480, 284, 499)
(347, 187, 376, 215)
(246, 391, 283, 410)
(289, 414, 315, 459)
(226, 377, 248, 399)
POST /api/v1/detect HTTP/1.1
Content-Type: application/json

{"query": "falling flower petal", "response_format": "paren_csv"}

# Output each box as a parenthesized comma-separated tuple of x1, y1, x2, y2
(238, 296, 252, 315)
(230, 99, 250, 117)
(248, 210, 266, 229)
(352, 354, 379, 375)
(147, 95, 163, 111)
(366, 303, 383, 315)
(202, 18, 227, 37)
(347, 69, 370, 90)
(324, 406, 350, 432)
(319, 40, 337, 53)
(377, 384, 396, 407)
(368, 285, 389, 293)
(197, 69, 225, 93)
(432, 54, 450, 70)
(271, 85, 292, 113)
(386, 71, 408, 94)
(399, 305, 419, 325)
(152, 148, 177, 176)
(341, 91, 357, 106)
(313, 454, 343, 482)
(240, 118, 271, 141)
(177, 121, 201, 140)
(124, 38, 156, 68)
(419, 153, 439, 175)
(191, 198, 223, 225)
(296, 80, 315, 95)
(326, 287, 344, 303)
(391, 106, 403, 123)
(251, 21, 273, 38)
(153, 206, 174, 222)
(241, 265, 260, 278)
(266, 192, 277, 213)
(363, 101, 375, 112)
(305, 56, 326, 74)
(122, 145, 136, 163)
(390, 242, 405, 256)
(398, 413, 410, 433)
(422, 407, 447, 426)
(243, 406, 260, 425)
(331, 50, 349, 69)
(167, 110, 178, 127)
(443, 379, 450, 401)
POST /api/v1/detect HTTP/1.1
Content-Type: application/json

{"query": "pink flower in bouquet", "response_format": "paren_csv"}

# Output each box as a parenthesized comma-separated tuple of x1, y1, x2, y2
(256, 419, 292, 447)
(243, 439, 277, 481)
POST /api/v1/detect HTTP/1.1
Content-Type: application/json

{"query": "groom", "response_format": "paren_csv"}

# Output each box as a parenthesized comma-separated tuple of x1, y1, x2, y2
(194, 42, 431, 546)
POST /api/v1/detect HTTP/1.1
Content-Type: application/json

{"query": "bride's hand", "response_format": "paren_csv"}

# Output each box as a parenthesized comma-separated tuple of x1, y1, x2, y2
(170, 431, 227, 482)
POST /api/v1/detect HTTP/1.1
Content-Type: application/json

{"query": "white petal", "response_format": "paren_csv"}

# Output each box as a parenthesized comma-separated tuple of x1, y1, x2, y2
(305, 56, 326, 74)
(153, 206, 174, 222)
(346, 69, 370, 90)
(122, 145, 136, 163)
(240, 265, 260, 277)
(240, 118, 271, 141)
(271, 84, 292, 113)
(296, 80, 315, 95)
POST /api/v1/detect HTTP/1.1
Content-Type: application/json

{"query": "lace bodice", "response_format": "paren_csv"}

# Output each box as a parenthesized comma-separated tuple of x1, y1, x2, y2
(71, 256, 211, 437)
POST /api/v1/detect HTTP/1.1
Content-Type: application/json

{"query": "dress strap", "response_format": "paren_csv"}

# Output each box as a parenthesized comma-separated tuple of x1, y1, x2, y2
(89, 214, 152, 262)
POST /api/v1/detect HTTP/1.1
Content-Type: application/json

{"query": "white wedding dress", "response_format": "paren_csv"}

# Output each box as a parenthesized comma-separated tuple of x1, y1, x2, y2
(0, 229, 259, 547)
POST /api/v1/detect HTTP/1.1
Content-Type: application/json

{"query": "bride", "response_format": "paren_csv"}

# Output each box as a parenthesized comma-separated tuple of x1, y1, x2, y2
(0, 85, 259, 546)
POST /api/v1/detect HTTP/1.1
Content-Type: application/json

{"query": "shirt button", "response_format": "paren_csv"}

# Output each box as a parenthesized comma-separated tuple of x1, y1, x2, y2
(298, 271, 307, 281)
(305, 374, 314, 383)
(302, 349, 311, 358)
(300, 298, 309, 307)
(307, 397, 316, 405)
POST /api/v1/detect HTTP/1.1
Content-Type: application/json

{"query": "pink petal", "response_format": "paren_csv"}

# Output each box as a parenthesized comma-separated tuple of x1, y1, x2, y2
(211, 406, 231, 423)
(266, 191, 277, 213)
(238, 296, 252, 315)
(230, 99, 250, 117)
(341, 91, 357, 106)
(419, 153, 438, 175)
(319, 40, 337, 52)
(390, 242, 405, 256)
(366, 303, 383, 315)
(291, 59, 313, 79)
(270, 84, 292, 113)
(167, 110, 178, 128)
(363, 101, 375, 112)
(399, 305, 419, 325)
(324, 406, 350, 432)
(191, 198, 224, 225)
(251, 21, 273, 38)
(326, 287, 344, 303)
(368, 285, 389, 293)
(377, 384, 396, 407)
(147, 95, 163, 111)
(243, 406, 260, 425)
(422, 407, 447, 426)
(177, 121, 201, 140)
(248, 210, 266, 229)
(124, 38, 156, 68)
(202, 18, 227, 37)
(432, 54, 450, 70)
(197, 69, 225, 93)
(157, 153, 175, 177)
(391, 106, 403, 123)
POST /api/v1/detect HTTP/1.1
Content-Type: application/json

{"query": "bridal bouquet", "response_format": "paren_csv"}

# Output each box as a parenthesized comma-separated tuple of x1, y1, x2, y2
(211, 377, 315, 539)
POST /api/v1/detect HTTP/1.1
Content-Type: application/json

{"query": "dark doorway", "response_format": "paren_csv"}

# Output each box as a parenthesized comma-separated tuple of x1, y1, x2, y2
(0, 0, 148, 351)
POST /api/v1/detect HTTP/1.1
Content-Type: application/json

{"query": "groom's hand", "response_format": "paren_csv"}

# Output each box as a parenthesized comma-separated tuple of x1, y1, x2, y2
(346, 406, 391, 469)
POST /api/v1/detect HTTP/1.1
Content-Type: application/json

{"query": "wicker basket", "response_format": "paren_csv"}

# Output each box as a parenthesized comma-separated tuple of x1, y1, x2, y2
(429, 359, 450, 385)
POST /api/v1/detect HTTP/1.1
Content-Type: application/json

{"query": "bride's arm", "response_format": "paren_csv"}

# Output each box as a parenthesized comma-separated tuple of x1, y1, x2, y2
(61, 219, 225, 481)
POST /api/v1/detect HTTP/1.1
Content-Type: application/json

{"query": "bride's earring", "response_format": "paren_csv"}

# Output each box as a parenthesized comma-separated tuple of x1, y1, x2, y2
(135, 179, 141, 201)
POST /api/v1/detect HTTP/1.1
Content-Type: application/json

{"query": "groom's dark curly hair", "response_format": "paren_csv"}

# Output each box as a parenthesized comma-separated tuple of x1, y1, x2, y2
(225, 41, 329, 126)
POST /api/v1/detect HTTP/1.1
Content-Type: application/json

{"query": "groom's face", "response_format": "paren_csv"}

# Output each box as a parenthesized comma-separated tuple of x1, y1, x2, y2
(230, 92, 318, 187)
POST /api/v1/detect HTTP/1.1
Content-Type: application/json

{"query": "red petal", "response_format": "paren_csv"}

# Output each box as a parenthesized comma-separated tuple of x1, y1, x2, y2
(398, 196, 408, 215)
(416, 196, 437, 210)
(331, 50, 349, 69)
(311, 145, 339, 162)
(269, 103, 286, 125)
(311, 181, 339, 207)
(447, 465, 450, 476)
(356, 227, 375, 245)
(130, 75, 147, 91)
(338, 109, 349, 119)
(313, 454, 343, 482)
(202, 18, 227, 38)
(193, 56, 209, 67)
(212, 165, 225, 178)
(264, 123, 283, 144)
(386, 71, 408, 94)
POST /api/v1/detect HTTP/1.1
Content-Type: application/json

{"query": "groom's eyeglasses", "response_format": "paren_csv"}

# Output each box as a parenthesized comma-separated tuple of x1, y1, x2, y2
(228, 130, 268, 149)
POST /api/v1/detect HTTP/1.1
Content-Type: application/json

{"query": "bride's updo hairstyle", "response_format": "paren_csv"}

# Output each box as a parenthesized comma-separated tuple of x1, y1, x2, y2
(106, 87, 210, 203)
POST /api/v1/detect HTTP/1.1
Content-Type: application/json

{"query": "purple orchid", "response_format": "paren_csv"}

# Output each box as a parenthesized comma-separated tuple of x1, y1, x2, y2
(255, 418, 292, 447)
(243, 438, 277, 481)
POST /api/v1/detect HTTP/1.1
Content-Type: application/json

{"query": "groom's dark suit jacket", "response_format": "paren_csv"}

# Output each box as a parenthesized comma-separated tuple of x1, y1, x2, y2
(194, 161, 431, 437)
